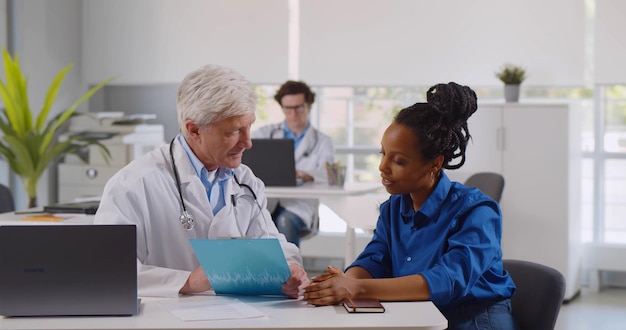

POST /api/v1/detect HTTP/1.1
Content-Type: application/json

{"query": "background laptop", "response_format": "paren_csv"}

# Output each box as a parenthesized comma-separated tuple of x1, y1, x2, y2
(242, 138, 300, 186)
(0, 224, 138, 317)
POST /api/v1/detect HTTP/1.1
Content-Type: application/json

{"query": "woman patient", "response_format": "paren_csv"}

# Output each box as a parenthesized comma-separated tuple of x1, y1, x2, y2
(302, 82, 518, 330)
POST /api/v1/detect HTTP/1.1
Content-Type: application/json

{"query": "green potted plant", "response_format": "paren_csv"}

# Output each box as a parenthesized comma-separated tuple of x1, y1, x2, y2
(495, 63, 526, 102)
(0, 49, 114, 208)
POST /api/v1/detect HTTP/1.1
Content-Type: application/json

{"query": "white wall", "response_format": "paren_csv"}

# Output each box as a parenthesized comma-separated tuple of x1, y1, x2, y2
(81, 0, 588, 87)
(82, 0, 289, 85)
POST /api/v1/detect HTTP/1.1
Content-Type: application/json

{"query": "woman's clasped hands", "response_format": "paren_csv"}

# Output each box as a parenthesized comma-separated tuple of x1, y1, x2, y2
(301, 266, 360, 306)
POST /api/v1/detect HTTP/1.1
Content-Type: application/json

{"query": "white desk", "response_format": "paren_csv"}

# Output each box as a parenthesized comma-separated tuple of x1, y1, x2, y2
(0, 295, 447, 329)
(265, 182, 384, 266)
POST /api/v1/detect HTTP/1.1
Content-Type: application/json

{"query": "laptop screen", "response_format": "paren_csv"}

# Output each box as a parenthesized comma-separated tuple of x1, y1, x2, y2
(242, 138, 298, 186)
(0, 225, 138, 316)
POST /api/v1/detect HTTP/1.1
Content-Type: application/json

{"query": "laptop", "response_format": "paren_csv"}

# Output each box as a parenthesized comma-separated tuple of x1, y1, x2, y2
(242, 138, 301, 186)
(0, 225, 138, 317)
(189, 238, 291, 296)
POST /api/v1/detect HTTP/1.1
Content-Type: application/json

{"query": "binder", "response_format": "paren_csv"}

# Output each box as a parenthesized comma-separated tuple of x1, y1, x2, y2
(43, 201, 100, 215)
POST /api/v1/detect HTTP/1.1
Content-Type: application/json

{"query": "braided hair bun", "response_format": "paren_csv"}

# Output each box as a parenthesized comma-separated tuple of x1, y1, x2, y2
(394, 82, 477, 169)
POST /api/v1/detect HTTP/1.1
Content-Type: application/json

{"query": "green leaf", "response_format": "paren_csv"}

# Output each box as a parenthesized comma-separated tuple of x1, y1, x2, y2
(0, 79, 23, 136)
(39, 76, 115, 155)
(36, 64, 73, 131)
(2, 135, 35, 178)
(1, 50, 31, 136)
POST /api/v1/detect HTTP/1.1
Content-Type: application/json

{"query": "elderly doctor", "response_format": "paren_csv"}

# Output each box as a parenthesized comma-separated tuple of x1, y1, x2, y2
(252, 80, 334, 247)
(94, 65, 309, 298)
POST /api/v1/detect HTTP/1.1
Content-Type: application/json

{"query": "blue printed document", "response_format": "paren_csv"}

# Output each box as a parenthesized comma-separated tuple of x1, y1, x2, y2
(189, 238, 291, 296)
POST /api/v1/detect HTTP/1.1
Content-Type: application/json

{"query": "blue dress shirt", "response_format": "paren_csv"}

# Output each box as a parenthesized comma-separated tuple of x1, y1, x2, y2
(178, 135, 231, 214)
(348, 172, 515, 309)
(283, 121, 310, 150)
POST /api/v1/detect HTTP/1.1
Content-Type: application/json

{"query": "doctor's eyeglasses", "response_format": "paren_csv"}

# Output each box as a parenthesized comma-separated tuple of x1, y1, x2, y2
(282, 103, 307, 113)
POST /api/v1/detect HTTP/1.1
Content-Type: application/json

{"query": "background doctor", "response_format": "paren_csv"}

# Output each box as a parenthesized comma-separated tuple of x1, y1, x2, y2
(252, 80, 334, 247)
(94, 64, 309, 298)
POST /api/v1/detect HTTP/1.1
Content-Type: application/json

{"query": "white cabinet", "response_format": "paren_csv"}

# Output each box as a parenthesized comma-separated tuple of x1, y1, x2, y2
(451, 102, 582, 301)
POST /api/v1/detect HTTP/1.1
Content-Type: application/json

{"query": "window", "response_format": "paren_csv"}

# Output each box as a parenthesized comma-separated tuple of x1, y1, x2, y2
(590, 85, 626, 243)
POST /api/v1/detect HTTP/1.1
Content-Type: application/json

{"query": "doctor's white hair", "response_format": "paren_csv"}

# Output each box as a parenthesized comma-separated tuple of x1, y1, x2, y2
(176, 64, 257, 137)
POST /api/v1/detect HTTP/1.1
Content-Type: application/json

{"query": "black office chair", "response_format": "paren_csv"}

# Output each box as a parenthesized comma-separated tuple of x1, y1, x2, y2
(503, 259, 566, 330)
(0, 183, 15, 213)
(464, 172, 505, 203)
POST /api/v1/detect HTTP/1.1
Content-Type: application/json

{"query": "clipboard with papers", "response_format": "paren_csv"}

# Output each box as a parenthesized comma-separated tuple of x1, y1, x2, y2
(189, 238, 291, 296)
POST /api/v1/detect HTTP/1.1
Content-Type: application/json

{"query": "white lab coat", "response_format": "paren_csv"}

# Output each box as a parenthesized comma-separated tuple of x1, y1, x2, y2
(252, 122, 334, 225)
(94, 137, 302, 297)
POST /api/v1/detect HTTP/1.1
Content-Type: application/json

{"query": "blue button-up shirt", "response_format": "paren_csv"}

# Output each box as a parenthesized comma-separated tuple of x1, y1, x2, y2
(348, 172, 515, 309)
(178, 135, 231, 214)
(283, 121, 310, 150)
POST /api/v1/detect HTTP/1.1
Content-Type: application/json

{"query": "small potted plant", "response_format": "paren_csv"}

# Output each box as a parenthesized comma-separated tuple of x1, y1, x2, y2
(495, 63, 526, 102)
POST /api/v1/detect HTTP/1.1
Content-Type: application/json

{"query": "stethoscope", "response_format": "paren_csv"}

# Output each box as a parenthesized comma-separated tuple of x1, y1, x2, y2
(269, 123, 319, 159)
(169, 137, 270, 237)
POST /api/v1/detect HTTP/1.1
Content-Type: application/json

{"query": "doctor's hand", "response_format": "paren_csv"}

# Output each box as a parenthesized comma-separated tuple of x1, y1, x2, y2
(295, 170, 314, 183)
(303, 266, 358, 306)
(282, 264, 310, 298)
(179, 266, 212, 295)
